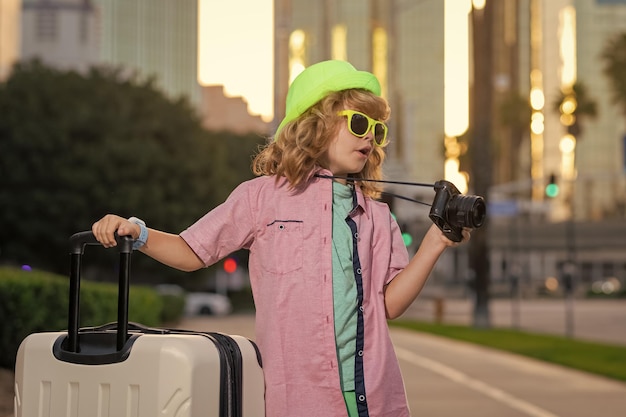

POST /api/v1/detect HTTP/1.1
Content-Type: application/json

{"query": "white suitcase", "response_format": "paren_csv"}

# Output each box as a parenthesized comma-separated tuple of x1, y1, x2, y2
(14, 231, 265, 416)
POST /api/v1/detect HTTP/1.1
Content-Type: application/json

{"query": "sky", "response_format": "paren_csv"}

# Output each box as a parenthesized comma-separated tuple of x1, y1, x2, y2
(198, 0, 274, 122)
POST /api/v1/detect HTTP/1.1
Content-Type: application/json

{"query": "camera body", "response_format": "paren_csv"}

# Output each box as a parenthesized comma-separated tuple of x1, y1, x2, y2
(428, 180, 486, 242)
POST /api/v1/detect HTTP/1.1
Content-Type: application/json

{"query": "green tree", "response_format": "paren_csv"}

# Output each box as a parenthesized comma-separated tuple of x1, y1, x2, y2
(601, 31, 626, 118)
(0, 60, 264, 277)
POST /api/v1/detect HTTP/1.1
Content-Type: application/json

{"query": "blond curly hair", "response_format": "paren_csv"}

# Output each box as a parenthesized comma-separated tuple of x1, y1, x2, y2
(252, 89, 390, 199)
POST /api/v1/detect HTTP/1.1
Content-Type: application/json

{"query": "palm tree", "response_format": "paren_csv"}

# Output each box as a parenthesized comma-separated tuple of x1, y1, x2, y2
(499, 92, 532, 183)
(601, 32, 626, 119)
(552, 81, 597, 138)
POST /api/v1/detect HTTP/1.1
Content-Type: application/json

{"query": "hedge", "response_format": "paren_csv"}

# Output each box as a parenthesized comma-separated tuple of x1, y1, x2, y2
(0, 267, 163, 369)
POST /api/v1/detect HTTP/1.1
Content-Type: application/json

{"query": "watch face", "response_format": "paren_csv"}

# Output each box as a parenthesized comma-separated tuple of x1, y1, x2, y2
(129, 217, 145, 226)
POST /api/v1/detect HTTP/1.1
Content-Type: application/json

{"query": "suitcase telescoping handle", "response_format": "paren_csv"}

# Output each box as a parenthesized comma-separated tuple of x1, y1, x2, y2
(68, 231, 133, 353)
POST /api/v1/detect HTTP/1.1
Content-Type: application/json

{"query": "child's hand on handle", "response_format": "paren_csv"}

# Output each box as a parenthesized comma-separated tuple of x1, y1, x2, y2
(92, 214, 140, 248)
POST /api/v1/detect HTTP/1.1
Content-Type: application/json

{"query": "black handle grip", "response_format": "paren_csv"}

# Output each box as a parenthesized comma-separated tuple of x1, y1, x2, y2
(69, 231, 133, 255)
(67, 231, 134, 353)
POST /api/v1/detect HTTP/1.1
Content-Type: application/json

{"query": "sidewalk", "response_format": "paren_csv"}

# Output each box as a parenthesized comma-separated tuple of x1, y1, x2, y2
(392, 327, 626, 417)
(403, 297, 626, 346)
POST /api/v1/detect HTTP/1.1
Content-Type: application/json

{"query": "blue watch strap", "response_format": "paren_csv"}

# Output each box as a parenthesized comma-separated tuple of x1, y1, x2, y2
(128, 217, 148, 250)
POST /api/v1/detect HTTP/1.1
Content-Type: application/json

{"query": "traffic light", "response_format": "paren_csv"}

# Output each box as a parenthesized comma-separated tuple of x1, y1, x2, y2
(399, 222, 413, 247)
(391, 213, 413, 247)
(223, 257, 237, 274)
(401, 231, 413, 247)
(545, 173, 559, 198)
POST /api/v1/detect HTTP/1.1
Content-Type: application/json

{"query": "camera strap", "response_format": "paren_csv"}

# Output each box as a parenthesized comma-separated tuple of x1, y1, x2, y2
(314, 174, 433, 188)
(314, 174, 434, 207)
(315, 174, 483, 242)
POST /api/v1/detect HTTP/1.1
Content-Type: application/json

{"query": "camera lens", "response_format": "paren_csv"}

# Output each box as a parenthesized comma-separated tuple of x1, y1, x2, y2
(448, 195, 486, 229)
(469, 198, 486, 228)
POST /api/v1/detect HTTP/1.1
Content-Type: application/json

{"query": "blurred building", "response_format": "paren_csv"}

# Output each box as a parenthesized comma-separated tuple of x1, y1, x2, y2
(200, 85, 270, 135)
(0, 0, 22, 80)
(20, 0, 99, 72)
(92, 0, 201, 108)
(19, 0, 200, 107)
(505, 0, 626, 222)
(559, 0, 626, 221)
(489, 0, 626, 290)
(478, 0, 626, 221)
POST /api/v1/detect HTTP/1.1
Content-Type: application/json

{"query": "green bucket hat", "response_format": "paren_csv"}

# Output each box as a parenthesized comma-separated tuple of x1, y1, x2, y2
(275, 60, 381, 137)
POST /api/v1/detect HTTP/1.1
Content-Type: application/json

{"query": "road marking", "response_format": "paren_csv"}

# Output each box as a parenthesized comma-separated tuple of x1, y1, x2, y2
(395, 347, 560, 417)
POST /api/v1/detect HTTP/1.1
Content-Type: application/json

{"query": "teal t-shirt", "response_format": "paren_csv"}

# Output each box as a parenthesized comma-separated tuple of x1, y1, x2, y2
(331, 181, 358, 392)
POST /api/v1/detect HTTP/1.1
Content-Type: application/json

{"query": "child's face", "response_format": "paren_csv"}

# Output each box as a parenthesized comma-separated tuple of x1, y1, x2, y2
(325, 109, 376, 178)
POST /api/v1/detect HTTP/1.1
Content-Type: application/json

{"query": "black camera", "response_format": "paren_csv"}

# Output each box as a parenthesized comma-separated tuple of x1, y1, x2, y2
(428, 180, 486, 242)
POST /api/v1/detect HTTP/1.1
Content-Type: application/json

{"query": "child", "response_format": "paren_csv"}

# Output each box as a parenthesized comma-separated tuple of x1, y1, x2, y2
(92, 60, 470, 417)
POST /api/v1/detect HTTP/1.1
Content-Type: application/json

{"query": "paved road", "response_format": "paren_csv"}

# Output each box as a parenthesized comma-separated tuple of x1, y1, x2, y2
(178, 303, 626, 417)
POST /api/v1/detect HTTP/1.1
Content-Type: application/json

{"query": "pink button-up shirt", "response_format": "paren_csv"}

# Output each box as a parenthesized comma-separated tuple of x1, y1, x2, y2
(181, 169, 411, 417)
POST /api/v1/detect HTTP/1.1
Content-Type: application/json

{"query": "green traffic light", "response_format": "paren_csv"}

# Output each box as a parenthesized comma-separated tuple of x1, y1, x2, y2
(545, 173, 559, 198)
(391, 213, 412, 246)
(545, 183, 559, 198)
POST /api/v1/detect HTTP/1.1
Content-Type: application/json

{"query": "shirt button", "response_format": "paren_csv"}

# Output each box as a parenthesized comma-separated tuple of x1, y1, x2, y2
(358, 350, 363, 357)
(359, 306, 364, 312)
(356, 268, 362, 275)
(354, 232, 359, 238)
(358, 394, 366, 402)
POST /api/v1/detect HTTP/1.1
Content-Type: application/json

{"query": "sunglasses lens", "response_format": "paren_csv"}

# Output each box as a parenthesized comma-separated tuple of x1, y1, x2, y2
(374, 124, 386, 144)
(350, 114, 369, 136)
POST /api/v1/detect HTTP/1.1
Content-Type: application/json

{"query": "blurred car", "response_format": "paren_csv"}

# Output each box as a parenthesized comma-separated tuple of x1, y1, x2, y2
(184, 292, 233, 316)
(155, 283, 185, 296)
(590, 277, 622, 295)
(155, 284, 233, 316)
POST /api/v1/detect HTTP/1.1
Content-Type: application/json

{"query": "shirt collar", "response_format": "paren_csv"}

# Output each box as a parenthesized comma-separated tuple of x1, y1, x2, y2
(312, 168, 371, 219)
(353, 184, 369, 218)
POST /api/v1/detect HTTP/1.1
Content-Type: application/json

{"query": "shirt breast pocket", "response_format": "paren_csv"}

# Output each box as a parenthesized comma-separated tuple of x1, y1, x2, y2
(258, 220, 304, 274)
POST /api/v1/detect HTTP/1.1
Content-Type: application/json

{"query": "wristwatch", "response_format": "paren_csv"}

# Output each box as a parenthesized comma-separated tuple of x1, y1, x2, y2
(127, 217, 148, 250)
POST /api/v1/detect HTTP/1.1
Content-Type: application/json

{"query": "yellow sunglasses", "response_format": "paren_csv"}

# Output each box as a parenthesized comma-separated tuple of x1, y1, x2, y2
(337, 110, 388, 147)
